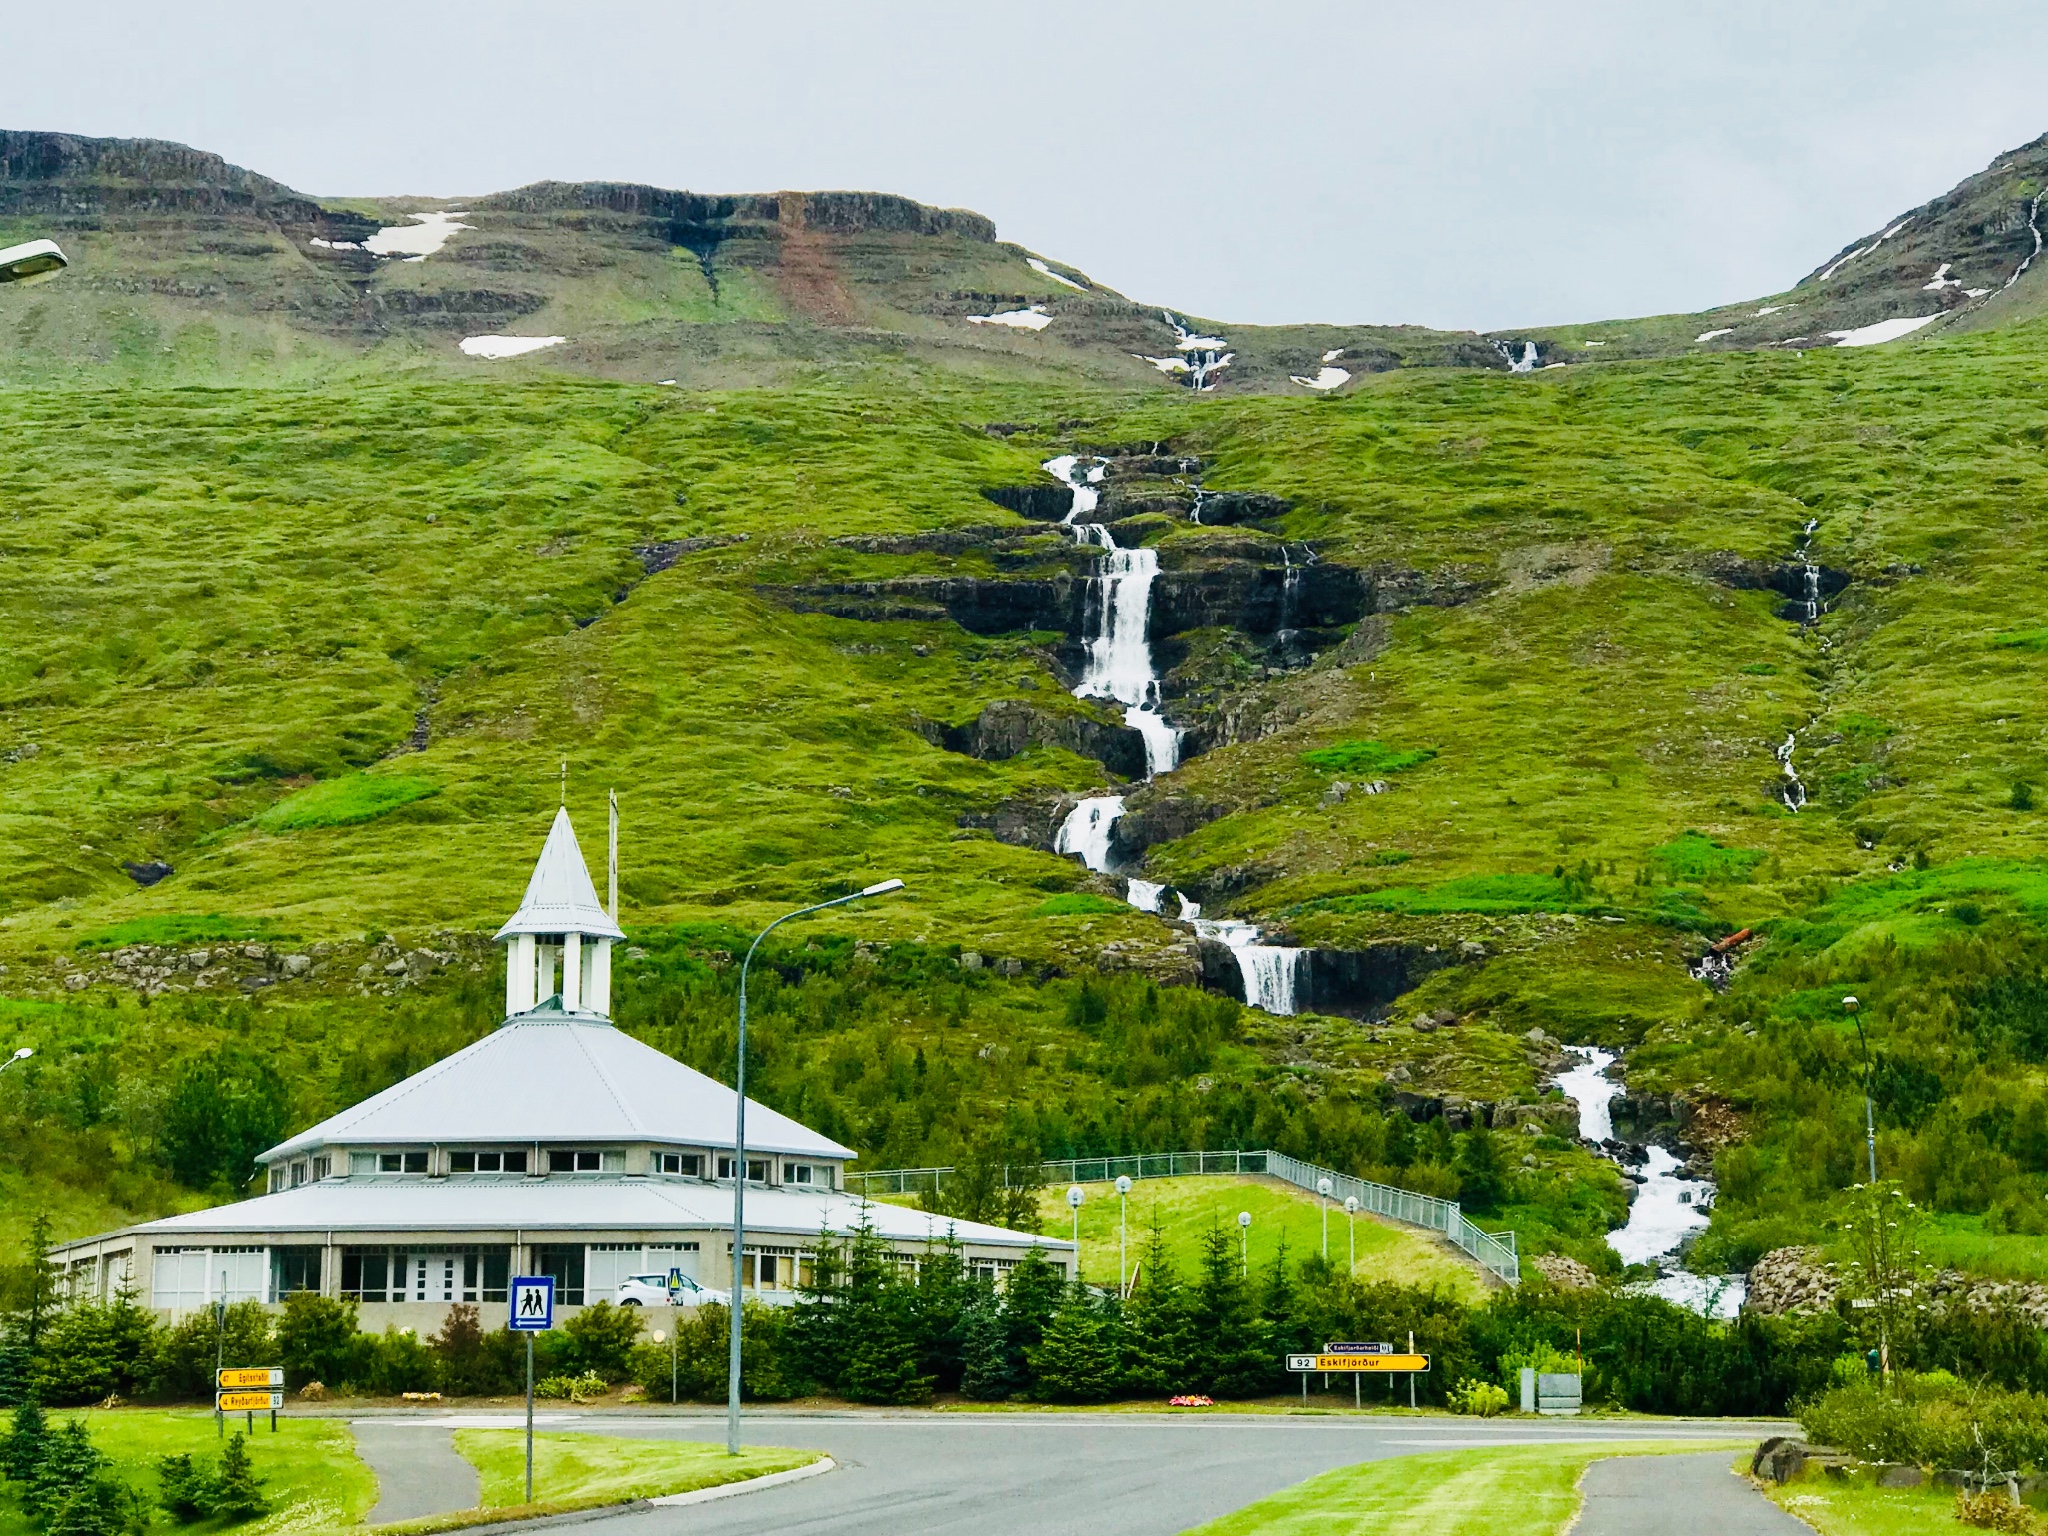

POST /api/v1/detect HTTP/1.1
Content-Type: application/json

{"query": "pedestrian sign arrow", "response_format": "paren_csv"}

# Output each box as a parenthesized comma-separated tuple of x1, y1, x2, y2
(509, 1275, 555, 1331)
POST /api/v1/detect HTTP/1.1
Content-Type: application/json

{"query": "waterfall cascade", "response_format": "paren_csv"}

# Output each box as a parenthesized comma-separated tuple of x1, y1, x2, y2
(1773, 519, 1823, 813)
(1040, 455, 1305, 1014)
(1181, 907, 1304, 1016)
(1555, 1046, 1745, 1318)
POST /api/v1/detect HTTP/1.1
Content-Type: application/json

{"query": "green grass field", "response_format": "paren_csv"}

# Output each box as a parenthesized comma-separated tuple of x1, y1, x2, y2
(1187, 1441, 1743, 1535)
(0, 1409, 376, 1536)
(1030, 1175, 1492, 1302)
(451, 1430, 818, 1515)
(1760, 1463, 1979, 1536)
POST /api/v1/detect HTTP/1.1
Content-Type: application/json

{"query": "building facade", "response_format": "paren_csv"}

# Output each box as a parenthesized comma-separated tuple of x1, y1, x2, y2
(51, 808, 1066, 1328)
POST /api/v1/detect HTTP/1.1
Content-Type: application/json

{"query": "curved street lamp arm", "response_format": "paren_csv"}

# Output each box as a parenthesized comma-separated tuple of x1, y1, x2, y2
(728, 882, 901, 1456)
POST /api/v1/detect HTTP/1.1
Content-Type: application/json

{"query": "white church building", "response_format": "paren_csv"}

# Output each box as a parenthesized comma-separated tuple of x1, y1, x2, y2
(51, 809, 1066, 1326)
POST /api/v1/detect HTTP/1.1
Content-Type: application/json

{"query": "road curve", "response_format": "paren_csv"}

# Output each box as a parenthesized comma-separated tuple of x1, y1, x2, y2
(332, 1407, 1788, 1536)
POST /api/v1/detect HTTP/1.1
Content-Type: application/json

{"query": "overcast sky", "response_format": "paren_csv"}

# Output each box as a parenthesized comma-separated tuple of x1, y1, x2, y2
(13, 1, 2048, 330)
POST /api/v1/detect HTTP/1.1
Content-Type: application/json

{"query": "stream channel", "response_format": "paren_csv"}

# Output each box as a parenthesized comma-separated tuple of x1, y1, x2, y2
(1042, 456, 1305, 1014)
(1555, 1046, 1746, 1318)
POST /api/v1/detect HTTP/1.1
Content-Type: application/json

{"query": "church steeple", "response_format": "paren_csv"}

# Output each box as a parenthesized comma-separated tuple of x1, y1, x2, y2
(495, 807, 626, 1019)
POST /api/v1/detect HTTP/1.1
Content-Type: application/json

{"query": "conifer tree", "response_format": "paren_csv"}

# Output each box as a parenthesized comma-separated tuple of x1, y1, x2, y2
(1026, 1290, 1118, 1403)
(957, 1284, 1011, 1400)
(203, 1432, 268, 1522)
(47, 1474, 146, 1536)
(26, 1421, 107, 1521)
(1, 1397, 48, 1483)
(1117, 1220, 1191, 1396)
(998, 1248, 1064, 1392)
(1189, 1224, 1268, 1399)
(155, 1452, 208, 1522)
(911, 1233, 971, 1393)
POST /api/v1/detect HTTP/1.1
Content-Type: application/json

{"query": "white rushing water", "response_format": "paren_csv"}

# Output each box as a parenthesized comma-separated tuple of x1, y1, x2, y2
(1190, 917, 1304, 1015)
(1555, 1046, 1620, 1141)
(1555, 1049, 1746, 1317)
(1039, 454, 1306, 1011)
(1045, 457, 1182, 778)
(1054, 795, 1125, 873)
(1493, 340, 1539, 373)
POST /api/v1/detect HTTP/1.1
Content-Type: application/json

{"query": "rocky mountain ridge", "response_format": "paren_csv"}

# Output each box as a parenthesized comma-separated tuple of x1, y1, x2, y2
(11, 127, 2048, 390)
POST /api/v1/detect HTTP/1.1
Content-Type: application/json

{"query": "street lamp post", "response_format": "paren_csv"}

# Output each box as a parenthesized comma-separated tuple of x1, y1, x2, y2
(1344, 1195, 1359, 1273)
(1317, 1177, 1333, 1260)
(1237, 1210, 1251, 1278)
(1115, 1175, 1132, 1295)
(1844, 995, 1876, 1183)
(1067, 1185, 1085, 1281)
(727, 878, 903, 1457)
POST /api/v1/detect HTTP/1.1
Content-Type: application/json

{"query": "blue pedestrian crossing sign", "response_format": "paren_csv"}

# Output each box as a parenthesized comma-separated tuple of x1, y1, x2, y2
(509, 1275, 554, 1331)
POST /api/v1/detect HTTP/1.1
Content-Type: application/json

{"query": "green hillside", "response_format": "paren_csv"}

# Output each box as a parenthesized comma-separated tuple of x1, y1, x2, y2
(7, 131, 2048, 1291)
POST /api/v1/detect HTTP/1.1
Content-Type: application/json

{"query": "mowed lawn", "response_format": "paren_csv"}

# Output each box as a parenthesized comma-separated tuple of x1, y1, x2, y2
(1759, 1463, 1982, 1536)
(1032, 1175, 1492, 1301)
(0, 1409, 375, 1536)
(1190, 1442, 1739, 1535)
(454, 1431, 819, 1512)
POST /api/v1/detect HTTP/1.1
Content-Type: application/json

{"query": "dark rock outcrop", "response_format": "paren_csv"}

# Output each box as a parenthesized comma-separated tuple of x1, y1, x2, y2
(1195, 491, 1292, 526)
(1701, 552, 1853, 614)
(980, 485, 1075, 522)
(1151, 562, 1369, 635)
(1113, 795, 1226, 857)
(1299, 944, 1451, 1017)
(920, 701, 1147, 780)
(958, 791, 1091, 853)
(122, 861, 173, 888)
(762, 575, 1085, 634)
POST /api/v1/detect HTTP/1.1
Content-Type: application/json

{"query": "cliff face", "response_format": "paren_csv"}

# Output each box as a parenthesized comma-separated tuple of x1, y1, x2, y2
(0, 129, 324, 219)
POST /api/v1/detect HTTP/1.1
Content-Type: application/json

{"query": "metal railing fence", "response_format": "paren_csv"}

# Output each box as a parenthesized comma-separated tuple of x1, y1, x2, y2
(846, 1148, 1520, 1285)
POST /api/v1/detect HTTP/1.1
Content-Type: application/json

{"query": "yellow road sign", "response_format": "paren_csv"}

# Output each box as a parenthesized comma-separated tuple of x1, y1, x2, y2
(216, 1390, 283, 1412)
(217, 1368, 283, 1389)
(1319, 1353, 1429, 1372)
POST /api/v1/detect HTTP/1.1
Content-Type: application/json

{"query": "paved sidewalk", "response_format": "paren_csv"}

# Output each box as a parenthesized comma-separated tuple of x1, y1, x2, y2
(1573, 1450, 1811, 1535)
(351, 1421, 481, 1525)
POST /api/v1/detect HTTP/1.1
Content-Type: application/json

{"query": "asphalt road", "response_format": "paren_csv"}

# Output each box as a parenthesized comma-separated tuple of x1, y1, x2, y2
(341, 1408, 1794, 1535)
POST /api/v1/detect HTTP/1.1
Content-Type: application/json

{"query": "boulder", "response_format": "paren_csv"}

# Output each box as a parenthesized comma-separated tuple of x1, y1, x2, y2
(1744, 1247, 1838, 1315)
(1530, 1254, 1599, 1290)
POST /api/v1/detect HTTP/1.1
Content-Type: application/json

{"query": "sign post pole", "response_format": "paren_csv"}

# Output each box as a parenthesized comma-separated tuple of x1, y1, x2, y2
(1408, 1331, 1416, 1410)
(507, 1275, 555, 1508)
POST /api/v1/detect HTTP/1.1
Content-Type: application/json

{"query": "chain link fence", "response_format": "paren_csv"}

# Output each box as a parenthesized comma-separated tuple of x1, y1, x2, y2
(846, 1148, 1519, 1284)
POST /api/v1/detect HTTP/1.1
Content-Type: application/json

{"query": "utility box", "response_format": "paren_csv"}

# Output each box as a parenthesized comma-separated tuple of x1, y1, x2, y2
(1537, 1372, 1583, 1416)
(1519, 1367, 1536, 1413)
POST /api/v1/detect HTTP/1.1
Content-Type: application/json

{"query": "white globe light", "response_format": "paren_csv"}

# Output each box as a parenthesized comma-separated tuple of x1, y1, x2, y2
(1067, 1185, 1085, 1208)
(1237, 1211, 1251, 1228)
(1115, 1175, 1132, 1194)
(651, 1330, 666, 1344)
(1345, 1196, 1359, 1213)
(1317, 1177, 1333, 1196)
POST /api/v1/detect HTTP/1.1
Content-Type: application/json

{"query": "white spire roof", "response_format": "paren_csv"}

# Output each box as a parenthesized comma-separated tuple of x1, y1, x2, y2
(495, 806, 626, 941)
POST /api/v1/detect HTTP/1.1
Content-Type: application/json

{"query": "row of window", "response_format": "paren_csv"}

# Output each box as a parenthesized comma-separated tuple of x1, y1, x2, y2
(267, 1150, 836, 1191)
(148, 1240, 1029, 1310)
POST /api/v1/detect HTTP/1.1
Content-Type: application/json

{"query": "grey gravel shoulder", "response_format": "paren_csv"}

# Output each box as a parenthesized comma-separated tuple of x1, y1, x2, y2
(1572, 1450, 1812, 1536)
